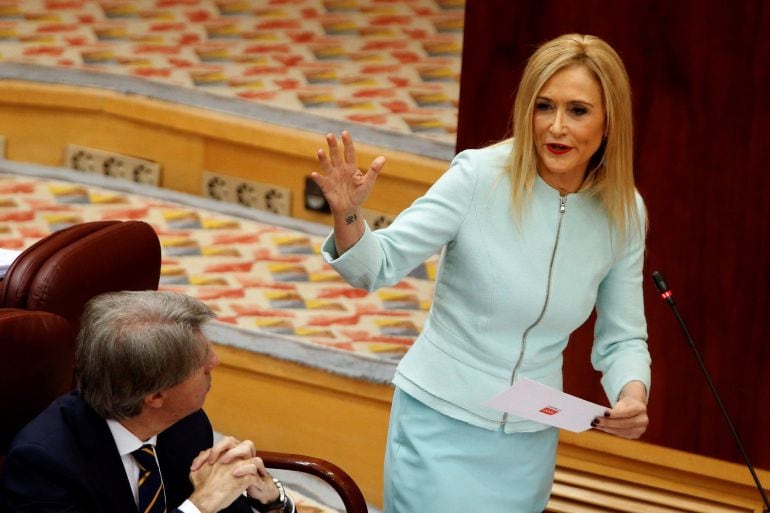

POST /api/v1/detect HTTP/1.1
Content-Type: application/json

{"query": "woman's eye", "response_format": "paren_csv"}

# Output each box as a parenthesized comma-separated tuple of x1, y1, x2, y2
(535, 102, 552, 111)
(571, 106, 588, 116)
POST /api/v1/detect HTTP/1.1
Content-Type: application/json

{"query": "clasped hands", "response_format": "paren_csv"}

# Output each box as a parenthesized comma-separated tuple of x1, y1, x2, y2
(188, 436, 280, 513)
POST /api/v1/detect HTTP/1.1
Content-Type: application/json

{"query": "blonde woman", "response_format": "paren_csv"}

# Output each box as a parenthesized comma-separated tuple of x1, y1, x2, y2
(312, 33, 650, 513)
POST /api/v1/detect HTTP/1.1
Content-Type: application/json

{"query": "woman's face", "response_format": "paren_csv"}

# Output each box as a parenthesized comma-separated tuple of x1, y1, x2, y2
(533, 64, 606, 194)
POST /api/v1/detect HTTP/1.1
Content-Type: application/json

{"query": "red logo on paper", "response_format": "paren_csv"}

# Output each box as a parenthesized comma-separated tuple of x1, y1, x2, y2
(539, 406, 561, 416)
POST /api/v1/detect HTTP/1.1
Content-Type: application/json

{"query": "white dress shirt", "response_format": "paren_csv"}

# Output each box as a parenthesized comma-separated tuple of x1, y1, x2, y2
(106, 419, 202, 513)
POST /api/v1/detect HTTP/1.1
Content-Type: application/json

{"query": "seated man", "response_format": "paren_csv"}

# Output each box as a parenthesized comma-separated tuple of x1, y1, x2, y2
(2, 290, 294, 513)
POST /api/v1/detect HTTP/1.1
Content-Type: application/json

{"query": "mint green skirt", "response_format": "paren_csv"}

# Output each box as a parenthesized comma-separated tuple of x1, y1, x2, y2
(384, 387, 558, 513)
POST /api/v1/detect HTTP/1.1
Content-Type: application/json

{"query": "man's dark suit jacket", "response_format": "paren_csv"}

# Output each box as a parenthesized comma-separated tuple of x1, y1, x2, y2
(2, 391, 253, 513)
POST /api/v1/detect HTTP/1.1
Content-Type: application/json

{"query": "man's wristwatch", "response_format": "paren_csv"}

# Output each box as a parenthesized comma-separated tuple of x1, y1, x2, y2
(246, 478, 288, 513)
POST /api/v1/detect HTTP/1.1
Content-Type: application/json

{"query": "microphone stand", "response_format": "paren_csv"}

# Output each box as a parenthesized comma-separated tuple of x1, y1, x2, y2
(651, 271, 770, 513)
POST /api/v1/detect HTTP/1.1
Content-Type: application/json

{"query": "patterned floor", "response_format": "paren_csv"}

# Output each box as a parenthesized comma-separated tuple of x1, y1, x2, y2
(0, 0, 463, 145)
(0, 169, 438, 364)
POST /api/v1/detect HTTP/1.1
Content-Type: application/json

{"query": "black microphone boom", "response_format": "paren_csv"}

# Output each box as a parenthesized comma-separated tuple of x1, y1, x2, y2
(651, 271, 770, 513)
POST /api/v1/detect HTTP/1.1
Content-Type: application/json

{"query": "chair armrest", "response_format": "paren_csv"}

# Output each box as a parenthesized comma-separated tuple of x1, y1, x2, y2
(258, 451, 368, 513)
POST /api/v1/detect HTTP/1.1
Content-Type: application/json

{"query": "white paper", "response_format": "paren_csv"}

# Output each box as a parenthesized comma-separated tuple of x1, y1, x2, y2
(483, 378, 608, 432)
(0, 247, 22, 278)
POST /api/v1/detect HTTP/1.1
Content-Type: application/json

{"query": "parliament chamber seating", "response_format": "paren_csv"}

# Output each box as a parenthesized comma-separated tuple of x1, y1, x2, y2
(0, 220, 162, 472)
(0, 308, 74, 472)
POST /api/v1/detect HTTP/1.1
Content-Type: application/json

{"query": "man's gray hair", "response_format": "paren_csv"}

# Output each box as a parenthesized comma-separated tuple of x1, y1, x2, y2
(75, 290, 215, 420)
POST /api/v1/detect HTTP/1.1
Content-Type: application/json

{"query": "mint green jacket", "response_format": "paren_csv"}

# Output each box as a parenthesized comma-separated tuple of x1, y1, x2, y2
(321, 140, 651, 433)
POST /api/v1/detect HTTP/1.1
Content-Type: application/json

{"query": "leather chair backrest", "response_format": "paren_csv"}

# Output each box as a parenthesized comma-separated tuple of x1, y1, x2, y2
(0, 309, 75, 470)
(1, 220, 120, 308)
(1, 220, 161, 326)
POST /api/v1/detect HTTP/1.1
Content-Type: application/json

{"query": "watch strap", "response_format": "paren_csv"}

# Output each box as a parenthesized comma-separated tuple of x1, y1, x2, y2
(246, 478, 287, 513)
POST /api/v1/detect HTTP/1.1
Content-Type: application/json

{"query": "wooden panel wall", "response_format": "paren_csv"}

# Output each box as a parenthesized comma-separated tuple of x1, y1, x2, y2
(0, 82, 445, 224)
(457, 0, 770, 470)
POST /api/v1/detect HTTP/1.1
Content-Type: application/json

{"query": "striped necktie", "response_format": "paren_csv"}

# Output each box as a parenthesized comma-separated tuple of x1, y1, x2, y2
(131, 444, 167, 513)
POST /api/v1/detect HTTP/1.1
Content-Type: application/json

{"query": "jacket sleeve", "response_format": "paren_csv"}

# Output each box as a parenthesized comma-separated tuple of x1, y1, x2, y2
(592, 193, 652, 405)
(321, 148, 479, 291)
(3, 442, 92, 513)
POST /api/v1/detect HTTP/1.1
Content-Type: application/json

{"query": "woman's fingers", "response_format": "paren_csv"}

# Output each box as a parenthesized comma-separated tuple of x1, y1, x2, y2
(592, 397, 648, 439)
(360, 156, 385, 188)
(317, 131, 384, 176)
(342, 130, 356, 164)
(594, 424, 646, 439)
(369, 156, 386, 175)
(326, 132, 343, 167)
(309, 171, 324, 188)
(322, 131, 361, 170)
(313, 131, 384, 212)
(316, 148, 333, 174)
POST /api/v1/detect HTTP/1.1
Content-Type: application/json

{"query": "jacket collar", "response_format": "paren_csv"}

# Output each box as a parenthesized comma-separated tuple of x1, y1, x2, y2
(68, 392, 138, 513)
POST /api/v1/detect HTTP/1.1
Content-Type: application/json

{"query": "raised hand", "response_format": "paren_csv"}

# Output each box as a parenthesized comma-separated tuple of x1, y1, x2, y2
(311, 130, 387, 255)
(311, 131, 386, 214)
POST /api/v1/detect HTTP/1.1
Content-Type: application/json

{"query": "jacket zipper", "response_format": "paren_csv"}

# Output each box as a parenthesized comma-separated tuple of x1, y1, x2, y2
(501, 195, 567, 426)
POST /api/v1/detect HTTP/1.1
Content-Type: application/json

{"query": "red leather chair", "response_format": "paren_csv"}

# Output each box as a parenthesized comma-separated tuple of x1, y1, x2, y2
(0, 309, 75, 472)
(0, 220, 161, 474)
(0, 220, 162, 326)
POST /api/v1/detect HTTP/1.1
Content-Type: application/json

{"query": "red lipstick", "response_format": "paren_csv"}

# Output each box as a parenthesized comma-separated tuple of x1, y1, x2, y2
(546, 143, 571, 155)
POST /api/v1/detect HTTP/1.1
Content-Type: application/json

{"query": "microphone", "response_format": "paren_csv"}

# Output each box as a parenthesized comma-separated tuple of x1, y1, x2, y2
(651, 271, 770, 513)
(651, 271, 673, 305)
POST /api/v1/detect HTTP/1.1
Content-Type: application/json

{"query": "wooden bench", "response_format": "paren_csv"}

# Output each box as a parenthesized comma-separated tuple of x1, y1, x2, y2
(549, 431, 767, 513)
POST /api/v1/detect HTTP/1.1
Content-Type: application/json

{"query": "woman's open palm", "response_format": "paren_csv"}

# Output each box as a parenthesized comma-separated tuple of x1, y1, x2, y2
(311, 131, 385, 213)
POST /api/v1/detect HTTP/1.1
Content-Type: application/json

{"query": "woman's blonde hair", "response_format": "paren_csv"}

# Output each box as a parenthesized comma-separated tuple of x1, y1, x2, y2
(509, 33, 639, 238)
